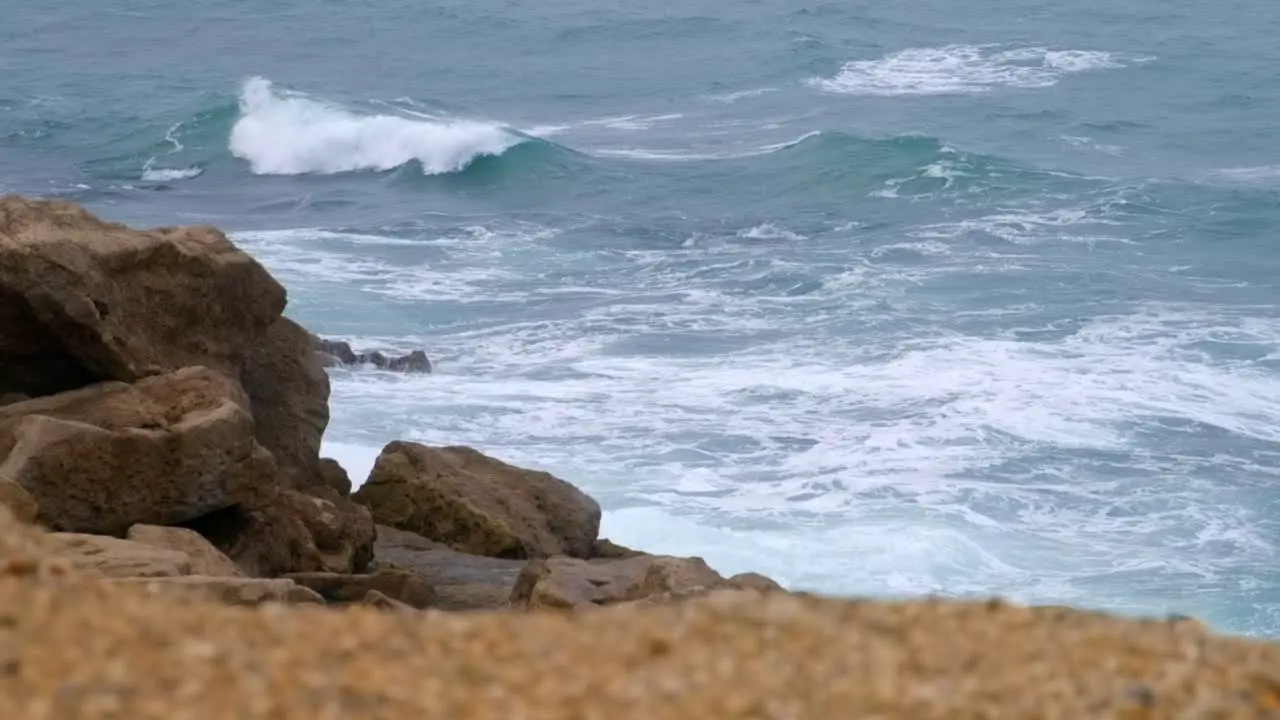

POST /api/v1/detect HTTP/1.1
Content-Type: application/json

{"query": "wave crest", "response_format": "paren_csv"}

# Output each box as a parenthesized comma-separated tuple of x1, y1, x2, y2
(228, 77, 522, 176)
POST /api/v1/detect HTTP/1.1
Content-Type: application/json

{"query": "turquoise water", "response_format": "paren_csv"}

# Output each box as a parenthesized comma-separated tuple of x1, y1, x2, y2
(4, 2, 1279, 635)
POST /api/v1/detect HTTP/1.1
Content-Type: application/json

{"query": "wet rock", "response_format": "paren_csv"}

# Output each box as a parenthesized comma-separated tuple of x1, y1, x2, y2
(372, 525, 523, 611)
(353, 442, 601, 560)
(314, 338, 431, 373)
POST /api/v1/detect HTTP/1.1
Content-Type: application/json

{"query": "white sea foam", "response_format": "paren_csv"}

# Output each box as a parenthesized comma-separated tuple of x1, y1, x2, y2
(808, 45, 1130, 96)
(736, 223, 807, 241)
(140, 163, 203, 181)
(228, 77, 521, 175)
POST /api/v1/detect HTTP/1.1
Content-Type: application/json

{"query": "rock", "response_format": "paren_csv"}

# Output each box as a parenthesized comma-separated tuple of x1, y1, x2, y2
(317, 458, 352, 497)
(0, 393, 29, 407)
(0, 366, 276, 535)
(727, 572, 784, 593)
(354, 443, 601, 559)
(372, 525, 523, 611)
(593, 538, 644, 559)
(43, 533, 192, 578)
(181, 487, 374, 577)
(360, 589, 416, 613)
(0, 478, 37, 524)
(282, 568, 434, 609)
(0, 195, 285, 399)
(110, 576, 323, 606)
(241, 317, 330, 489)
(509, 555, 765, 610)
(315, 338, 431, 373)
(125, 524, 245, 578)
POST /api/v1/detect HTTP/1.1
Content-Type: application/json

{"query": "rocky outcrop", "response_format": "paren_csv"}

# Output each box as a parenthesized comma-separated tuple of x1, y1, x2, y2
(0, 195, 285, 399)
(509, 555, 781, 610)
(0, 367, 275, 535)
(315, 339, 432, 373)
(282, 568, 434, 609)
(354, 443, 601, 560)
(110, 576, 324, 606)
(43, 533, 193, 578)
(125, 524, 245, 577)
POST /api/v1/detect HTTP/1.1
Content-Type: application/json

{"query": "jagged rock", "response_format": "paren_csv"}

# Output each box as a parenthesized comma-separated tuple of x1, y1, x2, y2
(125, 524, 245, 578)
(282, 568, 434, 609)
(43, 533, 192, 578)
(110, 576, 324, 606)
(0, 195, 285, 399)
(353, 443, 600, 560)
(509, 555, 777, 610)
(315, 338, 432, 373)
(0, 367, 276, 535)
(241, 317, 330, 489)
(0, 478, 37, 524)
(317, 458, 352, 497)
(372, 525, 523, 611)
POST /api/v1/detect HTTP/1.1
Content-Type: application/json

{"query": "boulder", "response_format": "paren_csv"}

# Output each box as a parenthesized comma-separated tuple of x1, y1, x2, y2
(0, 367, 276, 535)
(110, 576, 324, 606)
(125, 524, 244, 578)
(372, 525, 523, 611)
(282, 568, 434, 609)
(317, 458, 352, 497)
(0, 195, 285, 399)
(727, 572, 785, 593)
(509, 555, 779, 610)
(353, 443, 600, 559)
(240, 317, 330, 489)
(43, 533, 192, 578)
(0, 478, 37, 524)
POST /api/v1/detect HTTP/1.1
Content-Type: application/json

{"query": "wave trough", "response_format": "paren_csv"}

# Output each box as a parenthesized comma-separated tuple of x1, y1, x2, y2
(228, 77, 522, 176)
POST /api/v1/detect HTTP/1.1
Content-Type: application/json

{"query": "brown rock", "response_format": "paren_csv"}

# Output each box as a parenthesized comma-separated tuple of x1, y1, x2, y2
(353, 442, 601, 559)
(0, 366, 276, 535)
(593, 537, 644, 559)
(509, 555, 753, 610)
(0, 478, 37, 524)
(241, 317, 330, 489)
(282, 568, 434, 609)
(727, 572, 784, 593)
(361, 589, 416, 613)
(125, 524, 245, 578)
(317, 457, 352, 497)
(110, 576, 323, 606)
(281, 488, 375, 574)
(0, 195, 285, 399)
(372, 525, 523, 611)
(43, 532, 192, 578)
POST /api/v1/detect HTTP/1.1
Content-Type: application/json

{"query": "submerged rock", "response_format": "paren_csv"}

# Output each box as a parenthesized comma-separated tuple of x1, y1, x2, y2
(314, 338, 432, 373)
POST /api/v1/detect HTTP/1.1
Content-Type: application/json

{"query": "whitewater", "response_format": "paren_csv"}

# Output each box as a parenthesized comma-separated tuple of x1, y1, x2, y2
(4, 0, 1279, 637)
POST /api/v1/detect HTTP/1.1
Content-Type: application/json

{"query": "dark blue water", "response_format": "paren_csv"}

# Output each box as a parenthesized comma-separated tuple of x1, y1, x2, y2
(4, 0, 1279, 635)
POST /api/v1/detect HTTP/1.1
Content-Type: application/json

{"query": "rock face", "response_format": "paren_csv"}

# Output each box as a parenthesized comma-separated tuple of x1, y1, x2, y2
(315, 339, 432, 373)
(125, 524, 245, 578)
(43, 533, 193, 578)
(0, 195, 285, 399)
(509, 555, 780, 610)
(0, 367, 275, 535)
(354, 443, 601, 560)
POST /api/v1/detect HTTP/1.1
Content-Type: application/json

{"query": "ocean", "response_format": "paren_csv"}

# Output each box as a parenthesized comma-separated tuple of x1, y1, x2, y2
(3, 0, 1279, 635)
